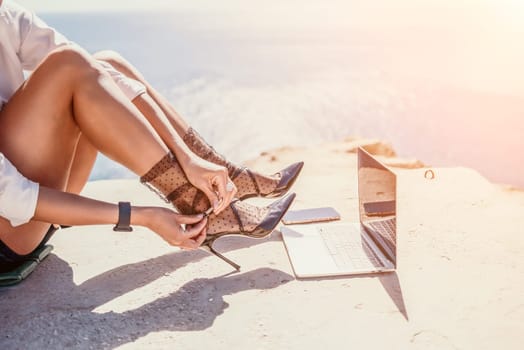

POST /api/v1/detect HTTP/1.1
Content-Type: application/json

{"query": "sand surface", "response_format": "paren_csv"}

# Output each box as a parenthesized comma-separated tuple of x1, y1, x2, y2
(1, 139, 523, 349)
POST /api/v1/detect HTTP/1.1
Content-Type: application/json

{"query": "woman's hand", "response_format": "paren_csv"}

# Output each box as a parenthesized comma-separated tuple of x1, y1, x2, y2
(33, 187, 208, 250)
(181, 155, 237, 215)
(136, 207, 208, 249)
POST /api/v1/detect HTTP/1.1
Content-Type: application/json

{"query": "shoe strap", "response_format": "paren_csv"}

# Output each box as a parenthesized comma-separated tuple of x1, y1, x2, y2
(229, 167, 244, 181)
(192, 190, 210, 213)
(245, 169, 262, 195)
(166, 182, 193, 203)
(229, 200, 245, 233)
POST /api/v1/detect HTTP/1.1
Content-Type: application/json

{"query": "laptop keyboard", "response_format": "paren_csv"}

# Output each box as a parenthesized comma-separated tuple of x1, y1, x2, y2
(318, 226, 382, 269)
(365, 218, 396, 253)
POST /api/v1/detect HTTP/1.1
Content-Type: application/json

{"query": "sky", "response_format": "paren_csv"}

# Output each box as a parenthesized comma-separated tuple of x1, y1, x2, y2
(15, 0, 524, 17)
(14, 0, 524, 97)
(15, 0, 524, 97)
(10, 0, 524, 185)
(13, 0, 306, 13)
(17, 0, 181, 12)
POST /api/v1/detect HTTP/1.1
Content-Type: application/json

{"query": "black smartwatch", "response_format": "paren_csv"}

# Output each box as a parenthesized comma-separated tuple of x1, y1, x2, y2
(113, 202, 133, 232)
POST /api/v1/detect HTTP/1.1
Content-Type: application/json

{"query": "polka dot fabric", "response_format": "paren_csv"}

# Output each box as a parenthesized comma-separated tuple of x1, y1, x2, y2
(232, 169, 281, 197)
(140, 153, 211, 215)
(183, 127, 282, 198)
(141, 152, 273, 236)
(206, 200, 271, 236)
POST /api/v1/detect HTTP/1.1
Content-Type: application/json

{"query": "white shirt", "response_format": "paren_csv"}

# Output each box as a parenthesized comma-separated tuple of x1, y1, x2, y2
(0, 0, 146, 226)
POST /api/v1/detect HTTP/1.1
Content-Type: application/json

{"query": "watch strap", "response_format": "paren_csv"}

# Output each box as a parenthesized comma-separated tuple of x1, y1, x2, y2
(113, 201, 133, 232)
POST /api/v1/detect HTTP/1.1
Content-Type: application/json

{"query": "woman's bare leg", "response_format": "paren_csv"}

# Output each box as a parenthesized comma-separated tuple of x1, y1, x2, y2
(93, 50, 190, 136)
(0, 46, 169, 254)
(66, 135, 98, 195)
(93, 51, 303, 200)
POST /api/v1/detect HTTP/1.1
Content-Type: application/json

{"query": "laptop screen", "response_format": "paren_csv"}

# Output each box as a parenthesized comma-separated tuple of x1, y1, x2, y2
(357, 147, 397, 265)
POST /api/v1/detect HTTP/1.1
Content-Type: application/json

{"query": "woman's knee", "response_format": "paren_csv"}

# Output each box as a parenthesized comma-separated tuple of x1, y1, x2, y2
(93, 50, 126, 66)
(43, 46, 104, 79)
(93, 50, 142, 81)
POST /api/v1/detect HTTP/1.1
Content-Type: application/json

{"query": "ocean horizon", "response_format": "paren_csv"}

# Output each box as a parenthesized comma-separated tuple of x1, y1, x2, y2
(40, 7, 524, 187)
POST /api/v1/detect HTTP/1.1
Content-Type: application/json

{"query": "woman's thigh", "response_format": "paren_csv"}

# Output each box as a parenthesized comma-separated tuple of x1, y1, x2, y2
(0, 51, 85, 254)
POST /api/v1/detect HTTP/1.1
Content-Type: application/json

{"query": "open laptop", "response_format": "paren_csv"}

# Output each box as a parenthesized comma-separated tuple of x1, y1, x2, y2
(281, 147, 397, 278)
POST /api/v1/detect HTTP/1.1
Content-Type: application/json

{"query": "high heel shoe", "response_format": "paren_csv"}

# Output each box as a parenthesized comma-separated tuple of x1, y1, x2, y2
(201, 193, 296, 270)
(231, 162, 304, 200)
(183, 127, 304, 199)
(140, 152, 297, 270)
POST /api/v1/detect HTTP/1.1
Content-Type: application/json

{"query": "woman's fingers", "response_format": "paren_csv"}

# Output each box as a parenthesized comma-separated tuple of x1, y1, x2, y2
(183, 157, 235, 215)
(175, 213, 205, 225)
(183, 216, 207, 238)
(211, 174, 237, 214)
(181, 221, 207, 249)
(183, 227, 207, 250)
(200, 185, 221, 213)
(147, 207, 209, 249)
(195, 227, 207, 246)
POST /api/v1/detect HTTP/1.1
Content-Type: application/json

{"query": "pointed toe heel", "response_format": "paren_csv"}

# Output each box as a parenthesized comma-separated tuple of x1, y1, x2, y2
(201, 193, 296, 270)
(264, 162, 304, 198)
(253, 192, 296, 234)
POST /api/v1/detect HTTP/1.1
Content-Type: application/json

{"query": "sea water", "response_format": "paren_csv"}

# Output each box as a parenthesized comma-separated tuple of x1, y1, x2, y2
(41, 5, 524, 187)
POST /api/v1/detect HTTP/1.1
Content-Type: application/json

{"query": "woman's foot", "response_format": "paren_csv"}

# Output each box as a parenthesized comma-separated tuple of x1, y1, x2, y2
(230, 162, 304, 200)
(140, 153, 296, 270)
(182, 127, 304, 199)
(140, 152, 296, 235)
(205, 193, 295, 236)
(202, 193, 296, 270)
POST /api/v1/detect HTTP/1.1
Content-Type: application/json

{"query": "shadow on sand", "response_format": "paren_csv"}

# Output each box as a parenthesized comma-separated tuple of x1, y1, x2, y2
(0, 235, 293, 349)
(299, 271, 409, 321)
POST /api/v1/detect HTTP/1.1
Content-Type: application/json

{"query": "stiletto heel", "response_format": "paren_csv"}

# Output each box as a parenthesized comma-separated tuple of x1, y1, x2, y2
(140, 154, 297, 270)
(201, 193, 296, 270)
(201, 239, 241, 271)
